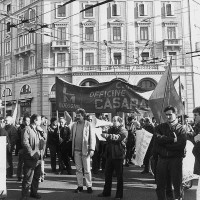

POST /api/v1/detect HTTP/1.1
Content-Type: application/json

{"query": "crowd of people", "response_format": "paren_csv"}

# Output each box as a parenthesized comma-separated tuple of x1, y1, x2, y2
(0, 105, 200, 200)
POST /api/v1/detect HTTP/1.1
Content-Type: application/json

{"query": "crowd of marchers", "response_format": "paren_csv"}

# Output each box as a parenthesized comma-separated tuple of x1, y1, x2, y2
(0, 105, 200, 200)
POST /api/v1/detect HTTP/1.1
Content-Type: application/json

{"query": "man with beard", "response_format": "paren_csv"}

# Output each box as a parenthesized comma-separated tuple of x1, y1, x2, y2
(71, 108, 95, 194)
(155, 106, 186, 200)
(4, 116, 18, 178)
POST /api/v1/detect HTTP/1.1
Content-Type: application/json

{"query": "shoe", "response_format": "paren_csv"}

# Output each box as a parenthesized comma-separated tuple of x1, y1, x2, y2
(74, 187, 83, 193)
(141, 170, 149, 174)
(115, 197, 122, 200)
(87, 187, 93, 194)
(129, 160, 134, 165)
(30, 193, 41, 199)
(98, 193, 111, 197)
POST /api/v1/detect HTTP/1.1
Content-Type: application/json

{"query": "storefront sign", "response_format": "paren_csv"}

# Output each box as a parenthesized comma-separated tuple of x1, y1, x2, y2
(56, 77, 149, 113)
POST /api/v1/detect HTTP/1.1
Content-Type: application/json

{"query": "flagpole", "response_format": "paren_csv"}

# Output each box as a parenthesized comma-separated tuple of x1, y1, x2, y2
(159, 59, 172, 123)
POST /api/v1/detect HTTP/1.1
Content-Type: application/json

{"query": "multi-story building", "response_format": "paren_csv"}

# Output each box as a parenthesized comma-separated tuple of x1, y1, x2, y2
(0, 0, 199, 120)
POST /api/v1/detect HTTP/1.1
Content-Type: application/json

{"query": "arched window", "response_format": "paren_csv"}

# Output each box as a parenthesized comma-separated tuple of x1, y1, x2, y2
(137, 78, 157, 91)
(80, 79, 99, 86)
(2, 88, 12, 97)
(20, 84, 31, 95)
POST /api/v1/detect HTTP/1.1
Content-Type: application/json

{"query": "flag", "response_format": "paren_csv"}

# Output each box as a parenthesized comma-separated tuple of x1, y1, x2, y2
(12, 100, 18, 124)
(149, 61, 185, 123)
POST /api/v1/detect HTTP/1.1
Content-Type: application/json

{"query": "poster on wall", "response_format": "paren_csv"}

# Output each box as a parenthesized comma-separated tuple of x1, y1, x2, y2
(56, 77, 149, 113)
(0, 136, 7, 198)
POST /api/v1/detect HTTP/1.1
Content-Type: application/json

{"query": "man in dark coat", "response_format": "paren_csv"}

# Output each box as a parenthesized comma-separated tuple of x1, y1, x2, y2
(4, 116, 18, 178)
(98, 116, 128, 200)
(154, 105, 187, 200)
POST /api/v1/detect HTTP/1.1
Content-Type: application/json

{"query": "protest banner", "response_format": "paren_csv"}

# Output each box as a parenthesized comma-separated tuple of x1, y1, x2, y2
(133, 129, 153, 167)
(182, 140, 199, 183)
(0, 136, 7, 199)
(56, 77, 149, 113)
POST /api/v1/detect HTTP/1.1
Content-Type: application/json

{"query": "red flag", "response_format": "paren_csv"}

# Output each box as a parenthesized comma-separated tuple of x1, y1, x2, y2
(149, 62, 184, 123)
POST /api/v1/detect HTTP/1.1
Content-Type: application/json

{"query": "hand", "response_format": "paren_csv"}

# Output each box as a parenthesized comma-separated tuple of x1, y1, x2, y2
(88, 150, 94, 157)
(194, 134, 200, 143)
(101, 133, 107, 138)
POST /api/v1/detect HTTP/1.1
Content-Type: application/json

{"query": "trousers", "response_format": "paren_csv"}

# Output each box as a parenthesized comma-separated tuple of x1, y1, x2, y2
(21, 159, 41, 197)
(74, 151, 92, 187)
(156, 157, 183, 200)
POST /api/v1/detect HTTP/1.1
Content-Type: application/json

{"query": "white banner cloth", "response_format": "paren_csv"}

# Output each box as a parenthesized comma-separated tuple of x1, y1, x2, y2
(133, 129, 153, 167)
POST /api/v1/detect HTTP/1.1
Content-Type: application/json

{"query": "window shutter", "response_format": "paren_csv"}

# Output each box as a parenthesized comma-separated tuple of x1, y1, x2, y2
(117, 3, 121, 16)
(144, 4, 148, 16)
(171, 4, 174, 16)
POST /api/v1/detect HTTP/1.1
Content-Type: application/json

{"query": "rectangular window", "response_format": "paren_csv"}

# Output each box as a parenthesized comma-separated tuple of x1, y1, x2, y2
(5, 63, 11, 77)
(113, 53, 121, 65)
(7, 22, 11, 32)
(85, 27, 94, 41)
(18, 59, 24, 73)
(19, 0, 24, 9)
(7, 4, 11, 13)
(112, 3, 121, 16)
(167, 27, 176, 39)
(169, 52, 177, 65)
(57, 53, 66, 67)
(57, 27, 66, 40)
(5, 41, 11, 54)
(140, 27, 149, 40)
(84, 5, 94, 18)
(29, 9, 36, 22)
(166, 4, 174, 16)
(139, 3, 148, 16)
(141, 52, 149, 62)
(30, 33, 35, 44)
(57, 4, 66, 17)
(29, 56, 35, 70)
(85, 53, 94, 65)
(113, 27, 121, 41)
(19, 35, 24, 47)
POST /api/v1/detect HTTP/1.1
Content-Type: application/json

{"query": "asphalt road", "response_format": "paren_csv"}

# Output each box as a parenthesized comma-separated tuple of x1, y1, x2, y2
(5, 156, 197, 200)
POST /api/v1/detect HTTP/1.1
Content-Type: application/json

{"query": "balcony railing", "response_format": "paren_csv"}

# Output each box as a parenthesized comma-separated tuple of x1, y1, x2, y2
(164, 39, 182, 46)
(14, 44, 36, 55)
(51, 40, 70, 48)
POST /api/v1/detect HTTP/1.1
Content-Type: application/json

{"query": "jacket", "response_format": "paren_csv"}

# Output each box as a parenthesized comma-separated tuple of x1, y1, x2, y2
(71, 120, 95, 156)
(22, 125, 44, 161)
(4, 124, 18, 150)
(154, 122, 187, 158)
(104, 125, 128, 159)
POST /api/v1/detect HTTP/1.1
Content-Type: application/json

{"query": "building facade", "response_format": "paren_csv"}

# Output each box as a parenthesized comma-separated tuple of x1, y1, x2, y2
(0, 0, 199, 120)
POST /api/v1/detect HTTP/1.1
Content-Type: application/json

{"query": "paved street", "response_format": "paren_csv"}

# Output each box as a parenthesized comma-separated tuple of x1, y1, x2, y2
(6, 156, 197, 200)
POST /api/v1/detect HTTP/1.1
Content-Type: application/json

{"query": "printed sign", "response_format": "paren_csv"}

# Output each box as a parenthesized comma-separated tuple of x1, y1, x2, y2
(56, 77, 149, 113)
(133, 129, 153, 167)
(0, 137, 7, 198)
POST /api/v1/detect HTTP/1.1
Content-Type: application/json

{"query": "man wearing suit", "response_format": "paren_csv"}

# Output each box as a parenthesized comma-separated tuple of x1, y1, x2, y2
(71, 108, 95, 194)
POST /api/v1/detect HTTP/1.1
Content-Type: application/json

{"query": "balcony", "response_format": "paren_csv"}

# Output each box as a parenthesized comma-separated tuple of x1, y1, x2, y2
(72, 64, 165, 72)
(51, 40, 70, 51)
(14, 44, 36, 55)
(163, 39, 182, 50)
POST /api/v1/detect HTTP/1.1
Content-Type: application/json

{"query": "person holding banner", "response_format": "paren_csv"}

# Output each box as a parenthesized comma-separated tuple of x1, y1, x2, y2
(71, 108, 95, 194)
(154, 106, 187, 200)
(20, 114, 44, 200)
(98, 116, 128, 200)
